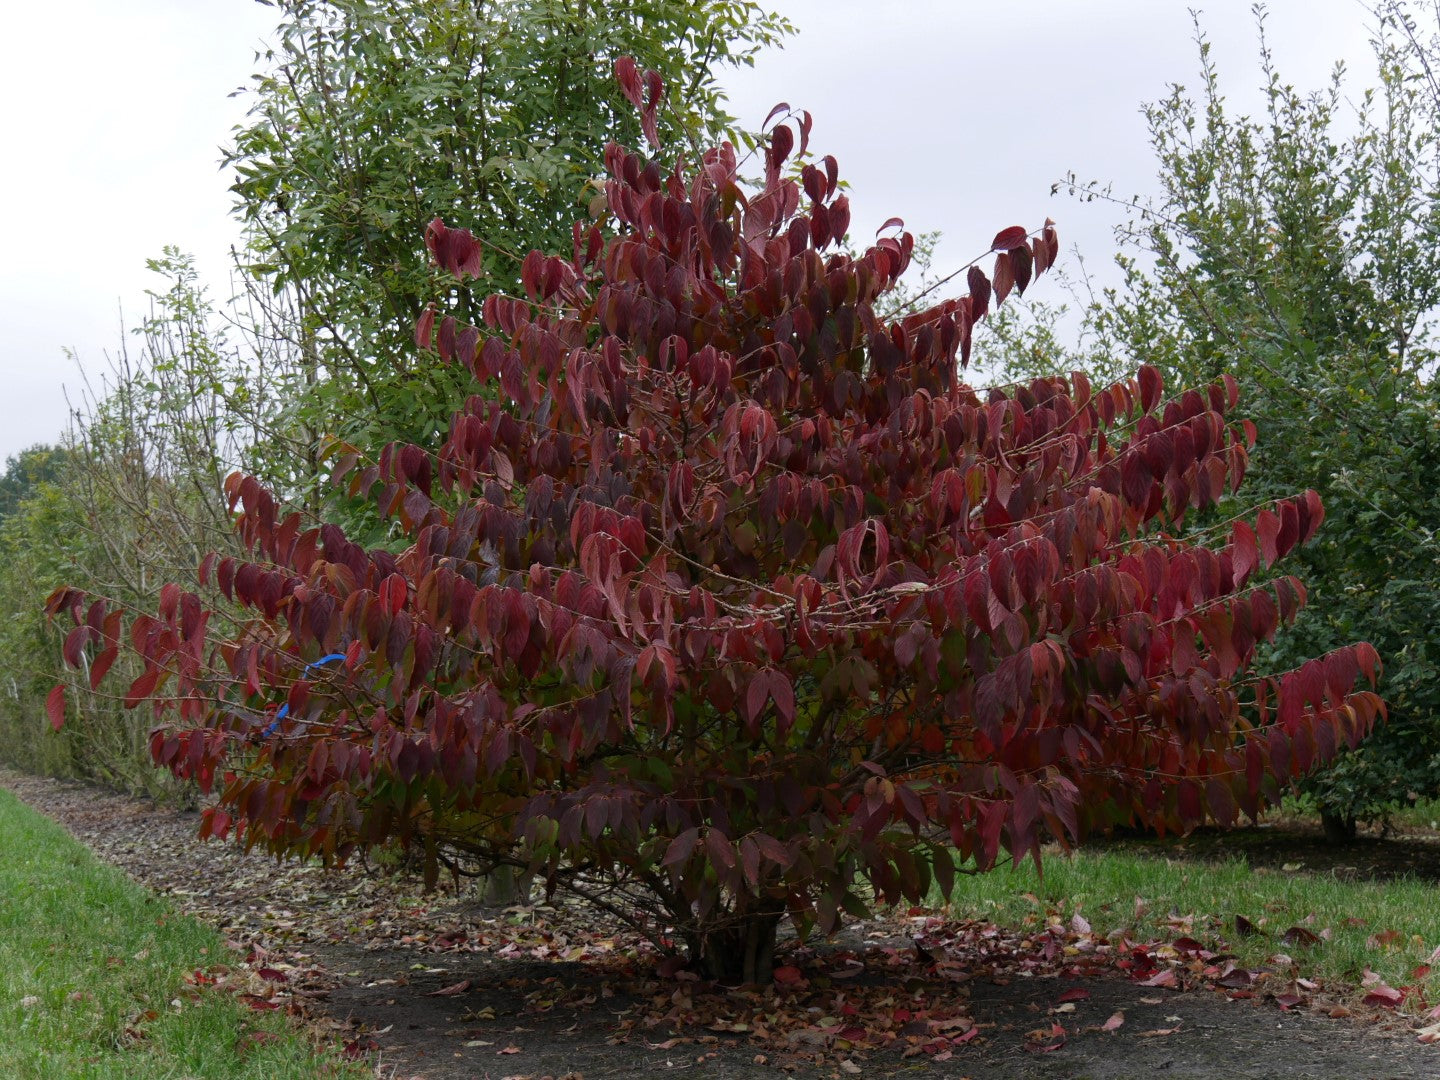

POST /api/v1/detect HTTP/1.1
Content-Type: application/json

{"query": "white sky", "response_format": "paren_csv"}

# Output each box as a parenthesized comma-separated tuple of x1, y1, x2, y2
(0, 0, 1377, 464)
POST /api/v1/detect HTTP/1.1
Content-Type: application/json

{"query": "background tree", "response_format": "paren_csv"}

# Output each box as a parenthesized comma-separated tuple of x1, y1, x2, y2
(53, 77, 1381, 982)
(228, 0, 792, 527)
(0, 446, 71, 523)
(985, 7, 1440, 838)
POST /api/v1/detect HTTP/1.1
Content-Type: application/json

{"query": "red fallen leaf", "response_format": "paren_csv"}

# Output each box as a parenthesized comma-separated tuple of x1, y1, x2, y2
(498, 1045, 522, 1054)
(1101, 1011, 1125, 1032)
(1055, 988, 1091, 1004)
(954, 1027, 981, 1044)
(1070, 913, 1092, 935)
(1413, 964, 1432, 981)
(1369, 929, 1403, 949)
(255, 967, 288, 983)
(242, 995, 281, 1010)
(1216, 969, 1254, 989)
(342, 1038, 377, 1060)
(773, 965, 805, 986)
(837, 1025, 868, 1042)
(1234, 914, 1261, 937)
(1024, 1022, 1067, 1052)
(426, 979, 472, 997)
(1138, 969, 1179, 989)
(1363, 985, 1405, 1008)
(1274, 993, 1305, 1010)
(236, 1031, 279, 1052)
(1281, 926, 1320, 947)
(1172, 936, 1206, 955)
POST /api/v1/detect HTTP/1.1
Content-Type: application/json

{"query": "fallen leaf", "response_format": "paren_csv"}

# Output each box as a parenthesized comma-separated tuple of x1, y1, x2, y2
(1234, 915, 1261, 937)
(498, 1045, 521, 1054)
(1281, 926, 1319, 947)
(772, 965, 806, 986)
(1362, 985, 1405, 1008)
(1137, 1026, 1181, 1037)
(1101, 1011, 1125, 1032)
(1138, 969, 1178, 989)
(1055, 988, 1090, 1003)
(426, 979, 472, 997)
(1418, 1021, 1440, 1044)
(839, 1061, 862, 1074)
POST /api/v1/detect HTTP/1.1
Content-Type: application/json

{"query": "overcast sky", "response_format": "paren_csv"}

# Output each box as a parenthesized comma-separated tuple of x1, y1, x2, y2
(0, 0, 1377, 464)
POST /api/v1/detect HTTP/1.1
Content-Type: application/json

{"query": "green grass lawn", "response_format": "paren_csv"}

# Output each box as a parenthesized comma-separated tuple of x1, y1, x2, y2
(940, 846, 1440, 1005)
(0, 787, 361, 1080)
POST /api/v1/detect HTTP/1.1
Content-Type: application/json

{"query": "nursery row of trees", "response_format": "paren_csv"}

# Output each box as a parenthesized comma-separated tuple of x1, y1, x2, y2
(978, 5, 1440, 837)
(4, 0, 1438, 976)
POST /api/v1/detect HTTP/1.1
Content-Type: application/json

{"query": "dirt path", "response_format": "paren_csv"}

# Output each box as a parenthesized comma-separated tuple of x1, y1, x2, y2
(2, 767, 1436, 1079)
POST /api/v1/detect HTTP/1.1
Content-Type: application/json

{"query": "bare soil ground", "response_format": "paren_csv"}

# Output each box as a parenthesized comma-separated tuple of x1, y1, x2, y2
(2, 766, 1437, 1080)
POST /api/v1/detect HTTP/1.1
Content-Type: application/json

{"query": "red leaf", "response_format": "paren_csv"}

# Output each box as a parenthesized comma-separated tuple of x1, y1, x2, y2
(426, 979, 472, 997)
(993, 251, 1015, 305)
(762, 101, 791, 129)
(1230, 521, 1258, 585)
(1101, 1011, 1125, 1032)
(773, 965, 806, 986)
(663, 827, 699, 867)
(1138, 969, 1178, 988)
(89, 647, 118, 692)
(1137, 365, 1162, 413)
(46, 685, 65, 732)
(124, 668, 160, 709)
(1257, 509, 1281, 567)
(1362, 985, 1404, 1008)
(990, 225, 1029, 252)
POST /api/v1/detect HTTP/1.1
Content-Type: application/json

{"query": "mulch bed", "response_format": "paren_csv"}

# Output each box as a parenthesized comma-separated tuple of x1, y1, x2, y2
(3, 765, 1438, 1079)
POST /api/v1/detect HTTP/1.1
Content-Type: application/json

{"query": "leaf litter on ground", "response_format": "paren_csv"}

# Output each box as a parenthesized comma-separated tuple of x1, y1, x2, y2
(4, 766, 1440, 1073)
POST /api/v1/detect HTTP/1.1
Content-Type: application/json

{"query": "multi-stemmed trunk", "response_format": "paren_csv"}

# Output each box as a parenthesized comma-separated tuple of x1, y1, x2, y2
(686, 909, 784, 984)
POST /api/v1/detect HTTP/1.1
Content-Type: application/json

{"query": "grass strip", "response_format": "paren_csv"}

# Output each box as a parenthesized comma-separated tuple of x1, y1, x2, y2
(941, 846, 1440, 1004)
(0, 786, 360, 1079)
